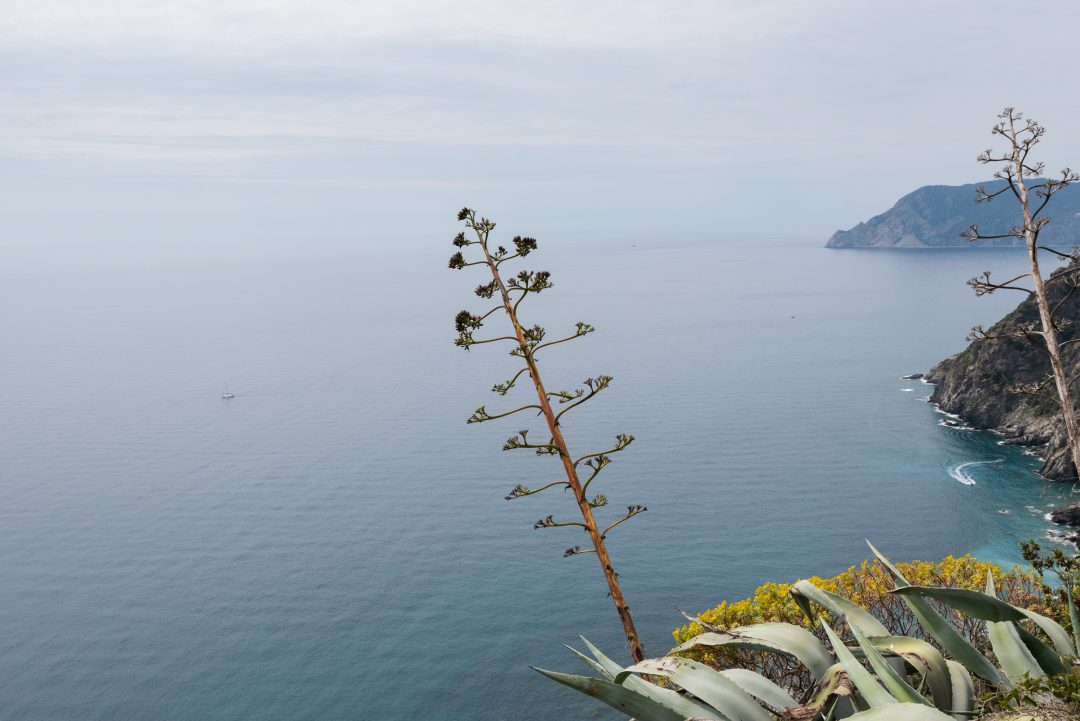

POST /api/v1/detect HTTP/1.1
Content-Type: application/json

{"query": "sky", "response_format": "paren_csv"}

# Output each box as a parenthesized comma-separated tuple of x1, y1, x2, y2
(4, 0, 1080, 257)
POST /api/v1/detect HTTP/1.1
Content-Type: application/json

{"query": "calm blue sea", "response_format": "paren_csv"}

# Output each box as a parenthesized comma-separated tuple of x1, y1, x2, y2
(0, 236, 1073, 720)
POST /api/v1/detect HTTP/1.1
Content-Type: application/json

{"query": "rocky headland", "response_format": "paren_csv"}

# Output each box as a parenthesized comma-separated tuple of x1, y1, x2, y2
(925, 259, 1080, 537)
(827, 180, 1080, 248)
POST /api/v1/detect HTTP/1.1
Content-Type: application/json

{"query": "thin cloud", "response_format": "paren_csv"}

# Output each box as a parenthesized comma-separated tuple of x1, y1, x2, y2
(4, 0, 1080, 240)
(0, 0, 808, 52)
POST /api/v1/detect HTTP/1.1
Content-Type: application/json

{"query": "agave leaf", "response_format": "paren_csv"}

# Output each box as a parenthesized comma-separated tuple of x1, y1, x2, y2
(1067, 583, 1080, 656)
(848, 624, 929, 706)
(889, 582, 1076, 658)
(618, 658, 772, 721)
(578, 636, 624, 677)
(802, 663, 856, 717)
(987, 619, 1044, 684)
(889, 572, 1074, 658)
(576, 638, 718, 716)
(578, 636, 654, 695)
(944, 660, 974, 721)
(718, 668, 797, 710)
(888, 586, 1025, 622)
(564, 644, 613, 680)
(673, 622, 833, 680)
(533, 667, 704, 721)
(843, 703, 956, 720)
(1015, 607, 1075, 659)
(790, 580, 890, 637)
(1016, 625, 1069, 675)
(984, 572, 1044, 684)
(902, 604, 1003, 686)
(866, 541, 1005, 686)
(820, 618, 897, 707)
(866, 636, 951, 712)
(865, 540, 912, 588)
(794, 582, 905, 680)
(977, 571, 1072, 657)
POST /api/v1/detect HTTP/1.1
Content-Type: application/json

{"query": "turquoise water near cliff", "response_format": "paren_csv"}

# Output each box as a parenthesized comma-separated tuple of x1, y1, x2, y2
(0, 237, 1073, 720)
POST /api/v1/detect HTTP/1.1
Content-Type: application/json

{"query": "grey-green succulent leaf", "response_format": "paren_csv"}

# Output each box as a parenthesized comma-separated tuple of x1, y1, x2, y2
(576, 637, 710, 713)
(843, 703, 956, 721)
(804, 663, 856, 717)
(888, 586, 1026, 623)
(532, 668, 711, 721)
(866, 636, 951, 712)
(886, 570, 1073, 654)
(563, 644, 613, 680)
(617, 657, 773, 721)
(578, 636, 623, 677)
(1067, 584, 1080, 656)
(865, 540, 912, 588)
(717, 668, 797, 710)
(1016, 607, 1076, 659)
(944, 660, 974, 721)
(848, 623, 929, 706)
(1016, 625, 1070, 675)
(987, 618, 1044, 684)
(821, 618, 897, 708)
(790, 579, 890, 637)
(673, 622, 833, 680)
(866, 542, 1005, 686)
(984, 571, 1045, 684)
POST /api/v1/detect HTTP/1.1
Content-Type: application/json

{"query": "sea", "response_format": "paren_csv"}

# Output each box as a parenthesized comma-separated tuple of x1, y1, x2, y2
(1, 236, 1074, 720)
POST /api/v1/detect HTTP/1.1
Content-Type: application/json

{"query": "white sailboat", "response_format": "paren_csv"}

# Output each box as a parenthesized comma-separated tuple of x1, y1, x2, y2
(221, 381, 235, 399)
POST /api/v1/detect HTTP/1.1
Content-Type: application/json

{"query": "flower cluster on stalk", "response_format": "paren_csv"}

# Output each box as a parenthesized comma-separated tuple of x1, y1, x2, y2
(448, 207, 649, 561)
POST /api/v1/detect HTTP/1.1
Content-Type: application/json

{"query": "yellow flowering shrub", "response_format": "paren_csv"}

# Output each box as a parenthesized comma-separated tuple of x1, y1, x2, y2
(671, 556, 1051, 699)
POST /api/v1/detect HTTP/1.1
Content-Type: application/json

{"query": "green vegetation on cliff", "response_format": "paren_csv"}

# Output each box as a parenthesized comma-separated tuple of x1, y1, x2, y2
(927, 259, 1080, 483)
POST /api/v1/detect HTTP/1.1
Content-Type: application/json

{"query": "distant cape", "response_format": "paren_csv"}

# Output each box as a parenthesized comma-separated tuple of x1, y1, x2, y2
(826, 180, 1080, 248)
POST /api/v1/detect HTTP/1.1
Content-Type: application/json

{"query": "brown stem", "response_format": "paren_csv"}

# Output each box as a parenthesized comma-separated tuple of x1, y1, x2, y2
(1008, 115, 1080, 480)
(478, 240, 647, 662)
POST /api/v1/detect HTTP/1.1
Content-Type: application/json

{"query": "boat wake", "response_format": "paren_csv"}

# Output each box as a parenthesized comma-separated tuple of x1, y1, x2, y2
(947, 459, 1003, 485)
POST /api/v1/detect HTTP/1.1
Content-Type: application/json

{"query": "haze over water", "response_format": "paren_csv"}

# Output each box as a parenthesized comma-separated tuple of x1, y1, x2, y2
(1, 237, 1072, 720)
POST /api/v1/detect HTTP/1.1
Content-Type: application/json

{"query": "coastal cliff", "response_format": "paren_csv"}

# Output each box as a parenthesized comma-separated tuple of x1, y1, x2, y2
(827, 180, 1080, 248)
(925, 259, 1080, 483)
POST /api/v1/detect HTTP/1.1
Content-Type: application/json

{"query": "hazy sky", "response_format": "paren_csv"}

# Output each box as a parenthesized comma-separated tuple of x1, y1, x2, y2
(5, 0, 1080, 255)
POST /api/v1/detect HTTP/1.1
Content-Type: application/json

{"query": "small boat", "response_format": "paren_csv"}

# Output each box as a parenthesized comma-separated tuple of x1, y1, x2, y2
(221, 382, 235, 399)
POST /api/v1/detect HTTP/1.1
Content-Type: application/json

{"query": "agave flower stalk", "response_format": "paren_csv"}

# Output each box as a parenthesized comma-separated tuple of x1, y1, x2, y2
(448, 208, 646, 662)
(961, 107, 1080, 481)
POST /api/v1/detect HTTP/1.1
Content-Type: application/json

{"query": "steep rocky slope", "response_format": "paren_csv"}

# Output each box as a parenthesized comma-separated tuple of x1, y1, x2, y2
(828, 181, 1080, 248)
(926, 259, 1080, 483)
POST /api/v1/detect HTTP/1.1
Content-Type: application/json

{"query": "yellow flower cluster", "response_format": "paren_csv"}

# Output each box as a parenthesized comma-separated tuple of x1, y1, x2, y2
(672, 555, 1037, 644)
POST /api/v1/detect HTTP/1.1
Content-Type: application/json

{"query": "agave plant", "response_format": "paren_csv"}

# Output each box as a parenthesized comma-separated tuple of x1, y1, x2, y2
(535, 542, 1080, 720)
